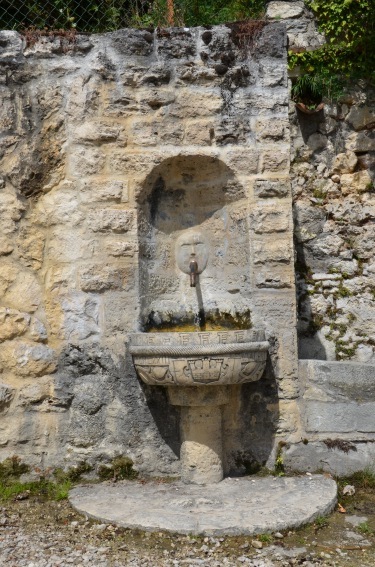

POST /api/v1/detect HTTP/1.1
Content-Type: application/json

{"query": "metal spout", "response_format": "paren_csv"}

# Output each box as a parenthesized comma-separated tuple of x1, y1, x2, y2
(189, 255, 198, 287)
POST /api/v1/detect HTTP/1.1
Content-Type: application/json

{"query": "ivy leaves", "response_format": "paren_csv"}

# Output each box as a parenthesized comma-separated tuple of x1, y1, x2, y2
(290, 0, 375, 94)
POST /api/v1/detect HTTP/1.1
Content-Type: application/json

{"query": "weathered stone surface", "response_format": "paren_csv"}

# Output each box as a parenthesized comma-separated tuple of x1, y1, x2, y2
(88, 209, 135, 233)
(0, 308, 30, 342)
(0, 382, 15, 410)
(0, 24, 297, 476)
(70, 476, 337, 535)
(299, 360, 375, 432)
(4, 272, 41, 313)
(253, 239, 292, 264)
(346, 105, 375, 131)
(251, 206, 291, 234)
(80, 180, 128, 203)
(345, 130, 375, 152)
(283, 441, 375, 477)
(254, 179, 290, 198)
(331, 151, 358, 174)
(0, 341, 57, 377)
(79, 265, 130, 292)
(340, 170, 372, 194)
(0, 31, 24, 59)
(267, 2, 305, 20)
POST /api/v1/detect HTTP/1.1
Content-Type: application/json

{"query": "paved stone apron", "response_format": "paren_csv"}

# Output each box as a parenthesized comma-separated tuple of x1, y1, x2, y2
(69, 476, 337, 536)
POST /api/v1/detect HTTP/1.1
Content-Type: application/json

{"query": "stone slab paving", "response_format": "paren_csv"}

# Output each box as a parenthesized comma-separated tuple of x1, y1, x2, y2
(69, 475, 337, 536)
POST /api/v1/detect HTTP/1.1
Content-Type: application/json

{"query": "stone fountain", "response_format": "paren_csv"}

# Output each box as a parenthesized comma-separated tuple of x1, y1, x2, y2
(129, 328, 269, 484)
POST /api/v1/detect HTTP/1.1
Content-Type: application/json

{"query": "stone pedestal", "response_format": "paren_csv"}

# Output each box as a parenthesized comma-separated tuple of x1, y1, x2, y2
(168, 386, 229, 484)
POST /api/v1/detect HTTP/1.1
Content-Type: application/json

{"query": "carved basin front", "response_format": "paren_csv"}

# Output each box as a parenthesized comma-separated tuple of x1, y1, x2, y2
(129, 329, 269, 387)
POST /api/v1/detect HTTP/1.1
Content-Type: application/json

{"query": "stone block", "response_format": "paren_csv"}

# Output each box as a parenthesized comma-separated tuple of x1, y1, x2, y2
(19, 377, 52, 407)
(0, 341, 57, 378)
(79, 265, 131, 292)
(346, 131, 375, 153)
(4, 272, 41, 313)
(80, 180, 128, 203)
(108, 151, 163, 176)
(224, 148, 259, 175)
(346, 105, 375, 131)
(0, 191, 25, 234)
(0, 88, 16, 130)
(139, 88, 175, 110)
(258, 62, 287, 88)
(44, 265, 77, 293)
(340, 171, 372, 195)
(0, 237, 14, 255)
(157, 28, 197, 59)
(56, 292, 100, 341)
(283, 441, 375, 477)
(47, 229, 93, 262)
(299, 360, 375, 433)
(250, 205, 291, 234)
(105, 240, 137, 257)
(0, 308, 30, 342)
(103, 292, 139, 334)
(254, 23, 287, 59)
(88, 209, 135, 233)
(253, 179, 290, 198)
(170, 90, 222, 118)
(276, 400, 300, 434)
(110, 29, 154, 57)
(0, 259, 19, 297)
(266, 1, 305, 19)
(129, 119, 159, 146)
(74, 122, 121, 144)
(260, 150, 289, 173)
(253, 239, 292, 264)
(255, 118, 288, 141)
(0, 382, 15, 410)
(255, 267, 294, 289)
(36, 189, 82, 227)
(184, 120, 215, 146)
(69, 146, 105, 176)
(0, 31, 24, 59)
(331, 151, 358, 174)
(238, 90, 288, 113)
(16, 227, 45, 270)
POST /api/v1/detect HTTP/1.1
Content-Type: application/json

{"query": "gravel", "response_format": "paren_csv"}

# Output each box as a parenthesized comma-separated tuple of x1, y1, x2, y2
(0, 499, 374, 567)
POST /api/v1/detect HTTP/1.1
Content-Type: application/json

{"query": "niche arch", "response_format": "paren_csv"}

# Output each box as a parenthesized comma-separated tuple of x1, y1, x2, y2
(136, 154, 251, 330)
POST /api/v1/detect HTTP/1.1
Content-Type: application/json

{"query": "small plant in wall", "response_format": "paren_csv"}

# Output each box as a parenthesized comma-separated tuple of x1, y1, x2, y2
(291, 72, 344, 114)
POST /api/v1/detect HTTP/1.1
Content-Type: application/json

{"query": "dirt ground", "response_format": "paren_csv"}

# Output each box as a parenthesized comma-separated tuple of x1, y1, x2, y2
(0, 480, 374, 566)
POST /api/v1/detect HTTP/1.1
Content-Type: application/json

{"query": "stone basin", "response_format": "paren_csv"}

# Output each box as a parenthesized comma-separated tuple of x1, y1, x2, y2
(129, 329, 269, 484)
(129, 329, 269, 387)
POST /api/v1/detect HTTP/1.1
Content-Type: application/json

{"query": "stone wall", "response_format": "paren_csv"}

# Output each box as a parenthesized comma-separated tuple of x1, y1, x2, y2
(1, 2, 374, 478)
(0, 23, 296, 475)
(267, 1, 375, 474)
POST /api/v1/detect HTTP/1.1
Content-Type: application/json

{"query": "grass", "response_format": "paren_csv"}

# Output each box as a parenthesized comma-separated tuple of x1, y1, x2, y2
(0, 454, 140, 502)
(258, 533, 273, 543)
(314, 515, 329, 529)
(342, 468, 375, 490)
(357, 521, 373, 535)
(0, 455, 89, 502)
(0, 478, 72, 501)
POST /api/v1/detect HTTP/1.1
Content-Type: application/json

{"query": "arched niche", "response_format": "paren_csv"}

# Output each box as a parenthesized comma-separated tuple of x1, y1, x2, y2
(137, 155, 251, 330)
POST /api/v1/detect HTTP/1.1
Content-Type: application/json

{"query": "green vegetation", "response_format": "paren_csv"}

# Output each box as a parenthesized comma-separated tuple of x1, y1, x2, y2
(290, 0, 375, 105)
(357, 521, 373, 535)
(1, 0, 266, 32)
(98, 455, 138, 481)
(314, 515, 329, 529)
(0, 456, 95, 502)
(258, 533, 273, 543)
(274, 441, 286, 476)
(343, 468, 375, 490)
